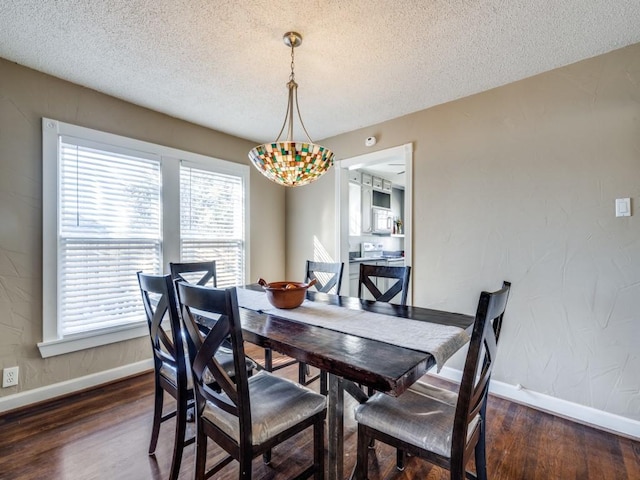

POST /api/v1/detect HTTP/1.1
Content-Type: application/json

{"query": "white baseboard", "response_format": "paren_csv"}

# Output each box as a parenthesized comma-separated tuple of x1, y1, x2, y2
(2, 360, 638, 441)
(430, 366, 640, 441)
(0, 359, 154, 414)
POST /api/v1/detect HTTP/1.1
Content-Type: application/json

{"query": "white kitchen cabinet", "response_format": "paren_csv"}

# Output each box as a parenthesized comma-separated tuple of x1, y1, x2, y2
(348, 170, 361, 184)
(348, 262, 359, 296)
(382, 179, 392, 192)
(361, 173, 372, 187)
(372, 176, 383, 190)
(349, 182, 361, 235)
(361, 186, 372, 233)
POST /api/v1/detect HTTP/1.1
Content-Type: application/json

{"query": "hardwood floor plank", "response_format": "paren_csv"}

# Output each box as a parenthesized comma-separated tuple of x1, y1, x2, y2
(1, 346, 638, 480)
(621, 437, 640, 479)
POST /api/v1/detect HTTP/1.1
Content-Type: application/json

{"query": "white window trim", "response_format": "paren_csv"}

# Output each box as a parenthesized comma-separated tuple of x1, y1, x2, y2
(39, 118, 250, 358)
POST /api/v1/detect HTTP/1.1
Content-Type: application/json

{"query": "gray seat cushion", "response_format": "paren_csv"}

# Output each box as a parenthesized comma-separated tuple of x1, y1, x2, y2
(202, 371, 326, 445)
(354, 381, 479, 458)
(160, 350, 255, 389)
(160, 361, 199, 389)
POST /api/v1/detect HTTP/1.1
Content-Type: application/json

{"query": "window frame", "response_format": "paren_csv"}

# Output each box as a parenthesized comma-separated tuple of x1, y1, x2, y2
(40, 118, 250, 358)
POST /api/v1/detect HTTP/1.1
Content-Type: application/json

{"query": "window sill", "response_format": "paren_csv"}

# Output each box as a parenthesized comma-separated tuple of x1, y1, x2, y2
(38, 323, 148, 358)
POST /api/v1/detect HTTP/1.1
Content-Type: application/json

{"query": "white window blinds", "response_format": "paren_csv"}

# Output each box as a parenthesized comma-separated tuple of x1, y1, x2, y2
(180, 164, 245, 287)
(59, 138, 161, 335)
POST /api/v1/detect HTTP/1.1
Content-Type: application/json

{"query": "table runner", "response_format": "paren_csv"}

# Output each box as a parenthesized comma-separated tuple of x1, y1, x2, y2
(236, 288, 470, 372)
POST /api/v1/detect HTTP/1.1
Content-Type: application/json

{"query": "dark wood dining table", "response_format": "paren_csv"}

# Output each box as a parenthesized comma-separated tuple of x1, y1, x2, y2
(235, 286, 475, 480)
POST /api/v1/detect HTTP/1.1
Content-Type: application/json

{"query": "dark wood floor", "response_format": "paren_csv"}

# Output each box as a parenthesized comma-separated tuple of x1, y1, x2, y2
(1, 345, 638, 480)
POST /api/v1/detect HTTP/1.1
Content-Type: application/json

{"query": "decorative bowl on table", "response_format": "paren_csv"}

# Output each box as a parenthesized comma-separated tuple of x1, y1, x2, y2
(257, 278, 317, 309)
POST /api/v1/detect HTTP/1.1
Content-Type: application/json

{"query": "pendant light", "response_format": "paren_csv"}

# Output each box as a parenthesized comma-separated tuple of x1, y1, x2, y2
(248, 32, 334, 187)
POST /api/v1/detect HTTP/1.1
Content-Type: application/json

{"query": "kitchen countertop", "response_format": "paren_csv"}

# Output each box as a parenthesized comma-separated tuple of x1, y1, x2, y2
(349, 255, 405, 263)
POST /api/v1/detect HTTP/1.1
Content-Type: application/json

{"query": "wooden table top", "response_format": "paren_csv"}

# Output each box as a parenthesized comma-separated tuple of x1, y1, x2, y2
(237, 288, 474, 397)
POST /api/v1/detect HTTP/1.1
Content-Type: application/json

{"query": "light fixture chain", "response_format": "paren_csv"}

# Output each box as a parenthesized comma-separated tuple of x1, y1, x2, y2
(289, 41, 295, 82)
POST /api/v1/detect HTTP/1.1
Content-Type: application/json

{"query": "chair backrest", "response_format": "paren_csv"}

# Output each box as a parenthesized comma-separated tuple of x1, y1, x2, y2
(450, 281, 511, 476)
(175, 282, 252, 440)
(305, 260, 344, 295)
(170, 261, 217, 287)
(137, 272, 188, 390)
(358, 264, 411, 305)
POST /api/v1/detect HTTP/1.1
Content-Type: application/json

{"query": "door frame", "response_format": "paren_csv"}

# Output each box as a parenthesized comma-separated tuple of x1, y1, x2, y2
(334, 143, 413, 303)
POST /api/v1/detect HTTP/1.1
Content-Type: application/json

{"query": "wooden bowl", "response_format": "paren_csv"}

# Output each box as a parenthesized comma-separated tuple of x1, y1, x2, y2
(257, 278, 317, 309)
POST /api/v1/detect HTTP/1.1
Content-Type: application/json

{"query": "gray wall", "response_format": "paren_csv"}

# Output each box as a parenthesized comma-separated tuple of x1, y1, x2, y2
(286, 43, 640, 421)
(0, 58, 285, 397)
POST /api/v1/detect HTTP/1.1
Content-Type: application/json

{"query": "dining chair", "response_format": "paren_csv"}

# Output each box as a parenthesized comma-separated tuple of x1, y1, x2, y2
(305, 260, 344, 295)
(175, 281, 327, 479)
(169, 260, 257, 377)
(137, 272, 195, 480)
(357, 263, 411, 397)
(354, 281, 511, 480)
(296, 260, 346, 394)
(169, 260, 217, 287)
(358, 263, 411, 305)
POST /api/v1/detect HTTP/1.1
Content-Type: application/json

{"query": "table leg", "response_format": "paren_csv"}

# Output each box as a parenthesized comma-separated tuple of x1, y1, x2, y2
(328, 373, 344, 480)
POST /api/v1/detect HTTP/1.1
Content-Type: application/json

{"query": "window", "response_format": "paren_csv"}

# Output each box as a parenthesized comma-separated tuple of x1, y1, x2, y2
(40, 119, 249, 358)
(180, 163, 245, 287)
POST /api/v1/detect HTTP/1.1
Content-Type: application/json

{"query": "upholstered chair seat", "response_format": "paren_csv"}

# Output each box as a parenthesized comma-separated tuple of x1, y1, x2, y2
(203, 370, 326, 445)
(355, 382, 479, 458)
(160, 350, 250, 389)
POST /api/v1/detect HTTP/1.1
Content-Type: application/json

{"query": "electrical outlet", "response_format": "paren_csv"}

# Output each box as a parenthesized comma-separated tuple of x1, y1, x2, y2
(2, 366, 19, 387)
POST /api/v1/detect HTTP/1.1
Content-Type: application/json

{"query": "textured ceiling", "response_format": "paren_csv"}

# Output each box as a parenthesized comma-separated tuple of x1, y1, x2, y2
(1, 1, 640, 145)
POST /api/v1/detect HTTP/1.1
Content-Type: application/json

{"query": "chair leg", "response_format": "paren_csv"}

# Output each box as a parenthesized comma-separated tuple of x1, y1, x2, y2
(149, 382, 164, 454)
(396, 449, 406, 471)
(314, 418, 325, 480)
(262, 450, 272, 465)
(299, 362, 307, 384)
(239, 451, 252, 480)
(475, 403, 489, 480)
(264, 348, 273, 372)
(320, 371, 328, 396)
(356, 424, 369, 480)
(195, 425, 207, 480)
(169, 395, 188, 480)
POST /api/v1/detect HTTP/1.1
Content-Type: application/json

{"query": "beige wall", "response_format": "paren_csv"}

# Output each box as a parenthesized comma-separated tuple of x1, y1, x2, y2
(0, 58, 285, 398)
(287, 43, 640, 421)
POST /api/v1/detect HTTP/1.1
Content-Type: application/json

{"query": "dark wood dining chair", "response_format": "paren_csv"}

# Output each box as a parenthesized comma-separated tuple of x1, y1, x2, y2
(169, 260, 256, 376)
(357, 263, 411, 396)
(169, 260, 217, 287)
(175, 282, 327, 479)
(354, 281, 511, 480)
(305, 260, 344, 295)
(297, 260, 346, 393)
(358, 263, 411, 305)
(137, 272, 194, 480)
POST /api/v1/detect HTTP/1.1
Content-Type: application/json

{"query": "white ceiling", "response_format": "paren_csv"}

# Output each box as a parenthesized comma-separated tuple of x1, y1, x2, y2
(1, 1, 639, 146)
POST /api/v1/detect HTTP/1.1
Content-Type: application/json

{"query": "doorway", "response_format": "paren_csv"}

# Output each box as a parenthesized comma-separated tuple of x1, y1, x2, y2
(334, 143, 413, 303)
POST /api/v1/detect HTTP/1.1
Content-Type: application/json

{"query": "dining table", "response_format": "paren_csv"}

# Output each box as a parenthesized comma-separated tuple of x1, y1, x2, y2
(217, 285, 476, 480)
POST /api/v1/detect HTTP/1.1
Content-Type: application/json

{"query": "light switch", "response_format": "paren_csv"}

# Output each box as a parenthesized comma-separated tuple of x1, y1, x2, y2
(615, 198, 631, 217)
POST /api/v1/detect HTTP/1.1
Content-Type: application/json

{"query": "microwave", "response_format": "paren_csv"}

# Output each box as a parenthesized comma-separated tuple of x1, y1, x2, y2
(372, 190, 391, 209)
(372, 207, 393, 234)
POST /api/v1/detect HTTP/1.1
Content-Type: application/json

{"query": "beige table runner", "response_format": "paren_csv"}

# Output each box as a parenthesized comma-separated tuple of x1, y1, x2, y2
(236, 288, 470, 372)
